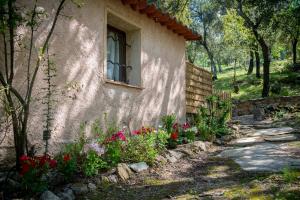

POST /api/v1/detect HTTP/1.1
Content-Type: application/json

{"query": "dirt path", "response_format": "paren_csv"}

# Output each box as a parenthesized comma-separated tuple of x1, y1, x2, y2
(83, 116, 300, 200)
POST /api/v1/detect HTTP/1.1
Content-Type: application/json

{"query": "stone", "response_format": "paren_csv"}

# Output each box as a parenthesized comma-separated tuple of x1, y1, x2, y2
(168, 150, 184, 159)
(176, 148, 195, 157)
(250, 127, 294, 137)
(107, 175, 118, 183)
(165, 154, 177, 163)
(231, 136, 264, 146)
(58, 188, 75, 200)
(117, 163, 133, 181)
(40, 190, 61, 200)
(88, 183, 97, 191)
(129, 162, 149, 172)
(70, 183, 89, 195)
(155, 155, 168, 164)
(191, 141, 207, 151)
(218, 143, 300, 172)
(264, 134, 298, 142)
(253, 106, 265, 121)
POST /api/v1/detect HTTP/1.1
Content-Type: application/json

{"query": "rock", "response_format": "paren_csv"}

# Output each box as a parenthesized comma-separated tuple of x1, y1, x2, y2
(107, 175, 118, 183)
(165, 154, 177, 163)
(168, 150, 184, 159)
(218, 143, 300, 172)
(88, 183, 97, 191)
(191, 141, 207, 152)
(70, 183, 89, 195)
(129, 162, 149, 172)
(99, 175, 118, 184)
(264, 134, 298, 142)
(230, 136, 264, 146)
(215, 139, 223, 145)
(178, 148, 195, 158)
(253, 106, 265, 121)
(155, 155, 168, 164)
(250, 127, 294, 137)
(58, 188, 75, 200)
(40, 190, 61, 200)
(117, 163, 133, 181)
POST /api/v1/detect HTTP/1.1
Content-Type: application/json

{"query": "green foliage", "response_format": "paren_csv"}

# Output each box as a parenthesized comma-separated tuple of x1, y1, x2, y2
(271, 82, 282, 95)
(57, 124, 86, 179)
(282, 167, 300, 183)
(123, 134, 158, 165)
(104, 141, 122, 167)
(161, 114, 176, 134)
(182, 128, 196, 143)
(83, 150, 108, 177)
(57, 152, 77, 180)
(195, 95, 232, 141)
(155, 129, 169, 152)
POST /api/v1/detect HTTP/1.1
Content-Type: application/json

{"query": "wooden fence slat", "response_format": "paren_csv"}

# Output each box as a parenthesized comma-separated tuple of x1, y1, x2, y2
(186, 62, 231, 114)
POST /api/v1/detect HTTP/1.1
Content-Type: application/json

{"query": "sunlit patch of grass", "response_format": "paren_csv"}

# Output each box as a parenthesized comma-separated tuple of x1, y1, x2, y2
(143, 178, 193, 186)
(224, 184, 273, 200)
(282, 167, 300, 183)
(213, 60, 300, 100)
(288, 141, 300, 148)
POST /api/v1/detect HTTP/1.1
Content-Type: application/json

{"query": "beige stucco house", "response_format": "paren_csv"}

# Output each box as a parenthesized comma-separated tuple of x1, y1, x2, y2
(0, 0, 200, 164)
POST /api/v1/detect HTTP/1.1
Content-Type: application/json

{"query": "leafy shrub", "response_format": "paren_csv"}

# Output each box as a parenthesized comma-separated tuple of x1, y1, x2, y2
(19, 155, 57, 193)
(123, 133, 158, 165)
(83, 150, 108, 176)
(195, 95, 232, 141)
(57, 152, 77, 180)
(104, 141, 122, 167)
(155, 129, 169, 152)
(161, 114, 176, 134)
(271, 82, 281, 94)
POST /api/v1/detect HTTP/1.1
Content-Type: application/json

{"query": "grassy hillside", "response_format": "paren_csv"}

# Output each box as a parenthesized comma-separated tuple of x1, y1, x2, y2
(213, 60, 300, 100)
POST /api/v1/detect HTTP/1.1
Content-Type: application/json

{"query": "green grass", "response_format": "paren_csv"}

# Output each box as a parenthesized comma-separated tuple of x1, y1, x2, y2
(282, 167, 300, 183)
(213, 60, 300, 100)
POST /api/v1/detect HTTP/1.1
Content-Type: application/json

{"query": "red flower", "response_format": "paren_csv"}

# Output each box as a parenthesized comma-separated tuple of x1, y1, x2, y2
(20, 155, 29, 162)
(49, 159, 57, 168)
(172, 123, 180, 132)
(63, 154, 71, 162)
(20, 163, 30, 176)
(170, 132, 178, 140)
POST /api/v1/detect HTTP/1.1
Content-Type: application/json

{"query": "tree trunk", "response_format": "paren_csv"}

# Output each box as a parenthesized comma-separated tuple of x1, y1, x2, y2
(259, 39, 270, 97)
(247, 50, 254, 75)
(255, 51, 261, 78)
(292, 38, 298, 65)
(217, 60, 222, 73)
(203, 44, 217, 80)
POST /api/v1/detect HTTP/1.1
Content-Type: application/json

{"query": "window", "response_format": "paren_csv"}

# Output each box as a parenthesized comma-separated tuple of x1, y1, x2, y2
(106, 11, 141, 86)
(107, 25, 127, 83)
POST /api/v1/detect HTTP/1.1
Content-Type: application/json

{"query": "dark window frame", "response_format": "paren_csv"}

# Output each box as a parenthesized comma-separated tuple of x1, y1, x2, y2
(107, 25, 127, 83)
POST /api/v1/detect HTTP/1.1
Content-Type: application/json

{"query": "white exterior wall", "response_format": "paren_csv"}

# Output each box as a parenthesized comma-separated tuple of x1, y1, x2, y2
(0, 0, 186, 165)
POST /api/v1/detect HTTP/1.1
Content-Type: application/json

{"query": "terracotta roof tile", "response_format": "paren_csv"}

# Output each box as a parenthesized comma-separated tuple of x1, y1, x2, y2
(121, 0, 201, 41)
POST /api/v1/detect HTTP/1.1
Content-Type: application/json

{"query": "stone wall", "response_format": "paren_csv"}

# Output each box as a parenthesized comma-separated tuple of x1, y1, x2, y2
(233, 96, 300, 116)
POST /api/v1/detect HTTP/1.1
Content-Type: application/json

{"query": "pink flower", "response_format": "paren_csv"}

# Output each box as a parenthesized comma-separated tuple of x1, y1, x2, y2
(132, 130, 141, 135)
(182, 122, 190, 130)
(116, 131, 126, 141)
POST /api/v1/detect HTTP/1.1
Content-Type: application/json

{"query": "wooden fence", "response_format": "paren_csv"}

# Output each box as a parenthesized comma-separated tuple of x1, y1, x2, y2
(186, 62, 213, 114)
(186, 62, 231, 114)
